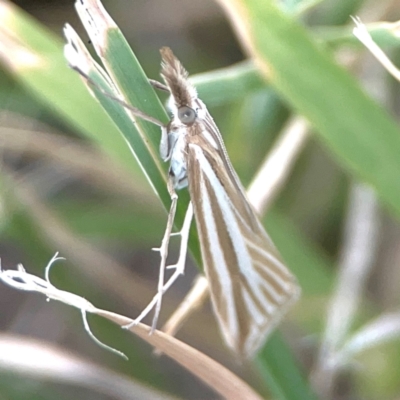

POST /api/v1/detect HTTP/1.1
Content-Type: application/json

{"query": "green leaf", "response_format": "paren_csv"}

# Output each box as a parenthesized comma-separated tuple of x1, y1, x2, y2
(191, 60, 266, 107)
(0, 3, 142, 177)
(266, 210, 333, 295)
(257, 333, 318, 400)
(240, 0, 400, 220)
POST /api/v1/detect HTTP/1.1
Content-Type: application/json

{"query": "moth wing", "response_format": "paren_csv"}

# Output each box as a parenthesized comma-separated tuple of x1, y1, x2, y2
(186, 131, 300, 357)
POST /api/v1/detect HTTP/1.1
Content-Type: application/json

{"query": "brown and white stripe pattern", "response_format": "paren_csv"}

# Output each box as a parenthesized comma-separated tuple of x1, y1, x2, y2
(160, 47, 300, 357)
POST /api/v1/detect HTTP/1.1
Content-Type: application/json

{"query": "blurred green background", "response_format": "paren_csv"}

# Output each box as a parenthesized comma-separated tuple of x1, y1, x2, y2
(1, 0, 400, 399)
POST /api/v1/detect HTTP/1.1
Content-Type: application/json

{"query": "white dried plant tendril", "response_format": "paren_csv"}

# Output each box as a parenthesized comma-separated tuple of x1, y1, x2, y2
(0, 253, 127, 360)
(352, 16, 400, 82)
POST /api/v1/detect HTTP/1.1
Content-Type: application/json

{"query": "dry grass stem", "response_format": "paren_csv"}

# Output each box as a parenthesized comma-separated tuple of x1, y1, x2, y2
(311, 184, 380, 397)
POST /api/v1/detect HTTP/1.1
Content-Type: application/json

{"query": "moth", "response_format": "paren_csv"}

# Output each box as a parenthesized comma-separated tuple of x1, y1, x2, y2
(69, 43, 300, 357)
(145, 48, 300, 356)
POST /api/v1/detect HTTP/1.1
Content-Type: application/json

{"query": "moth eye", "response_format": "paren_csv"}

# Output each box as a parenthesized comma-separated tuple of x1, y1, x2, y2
(178, 106, 196, 124)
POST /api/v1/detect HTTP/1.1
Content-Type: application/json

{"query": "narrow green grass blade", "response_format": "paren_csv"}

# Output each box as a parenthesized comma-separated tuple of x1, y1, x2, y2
(71, 6, 201, 261)
(191, 60, 265, 106)
(256, 333, 318, 400)
(0, 3, 142, 177)
(89, 27, 173, 207)
(239, 0, 400, 219)
(65, 52, 169, 204)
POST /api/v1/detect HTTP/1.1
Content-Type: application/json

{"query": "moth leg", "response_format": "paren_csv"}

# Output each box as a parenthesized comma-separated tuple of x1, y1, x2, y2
(123, 178, 177, 330)
(125, 178, 193, 333)
(151, 200, 193, 330)
(150, 187, 193, 332)
(149, 79, 170, 93)
(163, 200, 193, 284)
(150, 178, 178, 332)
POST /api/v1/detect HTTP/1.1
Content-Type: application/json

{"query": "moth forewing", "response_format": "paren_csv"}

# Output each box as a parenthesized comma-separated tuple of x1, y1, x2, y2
(187, 142, 299, 356)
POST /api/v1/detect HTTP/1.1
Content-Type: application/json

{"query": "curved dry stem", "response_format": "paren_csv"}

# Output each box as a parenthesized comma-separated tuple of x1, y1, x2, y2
(247, 116, 309, 215)
(0, 259, 263, 400)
